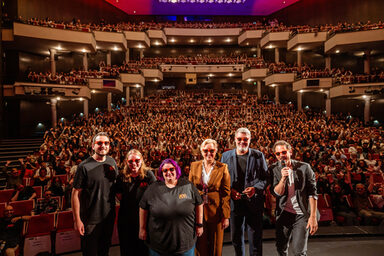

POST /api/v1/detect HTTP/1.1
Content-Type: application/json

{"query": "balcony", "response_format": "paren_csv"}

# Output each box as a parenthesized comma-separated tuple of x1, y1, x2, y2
(13, 22, 96, 53)
(264, 73, 295, 86)
(93, 31, 127, 51)
(123, 31, 150, 48)
(9, 82, 91, 99)
(287, 32, 328, 51)
(120, 73, 145, 86)
(330, 83, 384, 98)
(242, 69, 268, 81)
(325, 29, 384, 54)
(88, 79, 123, 93)
(147, 30, 167, 45)
(260, 31, 290, 49)
(141, 69, 163, 82)
(292, 78, 333, 92)
(238, 30, 264, 46)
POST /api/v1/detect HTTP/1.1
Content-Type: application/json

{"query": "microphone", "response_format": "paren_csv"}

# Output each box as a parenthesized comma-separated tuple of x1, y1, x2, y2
(281, 160, 293, 186)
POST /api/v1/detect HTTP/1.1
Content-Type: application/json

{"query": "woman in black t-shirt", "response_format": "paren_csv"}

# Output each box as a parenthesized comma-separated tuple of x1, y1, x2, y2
(139, 159, 204, 256)
(116, 149, 156, 256)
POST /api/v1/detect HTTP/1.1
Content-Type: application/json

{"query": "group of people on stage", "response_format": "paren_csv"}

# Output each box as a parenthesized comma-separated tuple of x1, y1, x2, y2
(71, 127, 318, 256)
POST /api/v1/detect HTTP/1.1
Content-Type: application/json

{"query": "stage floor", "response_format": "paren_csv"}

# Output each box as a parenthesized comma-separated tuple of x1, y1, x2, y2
(67, 226, 384, 256)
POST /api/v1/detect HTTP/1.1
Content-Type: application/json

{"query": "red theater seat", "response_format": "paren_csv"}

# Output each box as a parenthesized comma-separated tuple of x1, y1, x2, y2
(55, 211, 81, 254)
(23, 213, 55, 256)
(0, 202, 6, 218)
(0, 189, 15, 203)
(9, 199, 35, 216)
(317, 194, 333, 222)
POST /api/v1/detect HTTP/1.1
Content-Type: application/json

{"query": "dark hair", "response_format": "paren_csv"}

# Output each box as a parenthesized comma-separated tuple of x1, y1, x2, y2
(157, 158, 182, 181)
(92, 132, 110, 144)
(272, 140, 292, 152)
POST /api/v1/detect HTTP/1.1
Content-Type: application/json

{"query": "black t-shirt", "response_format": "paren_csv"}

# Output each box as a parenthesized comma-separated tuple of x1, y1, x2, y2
(73, 156, 118, 225)
(116, 170, 156, 225)
(13, 186, 35, 201)
(233, 154, 247, 192)
(0, 217, 23, 248)
(139, 178, 203, 254)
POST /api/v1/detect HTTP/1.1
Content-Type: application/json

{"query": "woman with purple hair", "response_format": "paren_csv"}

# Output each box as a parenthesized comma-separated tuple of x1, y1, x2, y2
(139, 158, 204, 256)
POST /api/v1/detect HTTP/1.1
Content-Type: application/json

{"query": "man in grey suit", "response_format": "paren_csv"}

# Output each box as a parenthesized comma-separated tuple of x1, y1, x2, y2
(221, 128, 268, 256)
(270, 140, 318, 256)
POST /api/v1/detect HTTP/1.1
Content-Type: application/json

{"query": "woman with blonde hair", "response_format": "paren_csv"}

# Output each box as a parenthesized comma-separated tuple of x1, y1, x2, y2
(189, 139, 231, 256)
(116, 149, 156, 256)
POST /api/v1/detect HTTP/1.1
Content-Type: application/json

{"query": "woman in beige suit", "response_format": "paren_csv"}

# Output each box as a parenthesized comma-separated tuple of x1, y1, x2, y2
(189, 139, 231, 256)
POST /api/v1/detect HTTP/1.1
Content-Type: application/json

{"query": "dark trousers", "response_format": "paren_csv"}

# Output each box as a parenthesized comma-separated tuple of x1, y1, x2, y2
(230, 210, 263, 256)
(276, 211, 309, 256)
(81, 211, 115, 256)
(118, 221, 148, 256)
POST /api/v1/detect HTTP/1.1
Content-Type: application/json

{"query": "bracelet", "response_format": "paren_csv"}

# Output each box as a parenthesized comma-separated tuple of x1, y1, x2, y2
(195, 223, 203, 228)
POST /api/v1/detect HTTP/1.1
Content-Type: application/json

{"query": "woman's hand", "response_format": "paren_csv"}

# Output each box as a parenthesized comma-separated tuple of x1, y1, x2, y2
(221, 218, 229, 229)
(139, 228, 147, 240)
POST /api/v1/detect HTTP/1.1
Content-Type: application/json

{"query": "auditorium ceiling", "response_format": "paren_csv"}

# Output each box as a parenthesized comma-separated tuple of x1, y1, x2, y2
(105, 0, 300, 16)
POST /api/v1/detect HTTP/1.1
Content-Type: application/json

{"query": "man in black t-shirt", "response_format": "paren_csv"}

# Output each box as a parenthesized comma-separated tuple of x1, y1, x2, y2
(0, 205, 30, 256)
(221, 128, 268, 256)
(72, 132, 118, 256)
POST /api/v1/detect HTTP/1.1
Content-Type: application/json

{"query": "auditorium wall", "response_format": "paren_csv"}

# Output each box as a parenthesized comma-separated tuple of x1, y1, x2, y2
(270, 0, 384, 25)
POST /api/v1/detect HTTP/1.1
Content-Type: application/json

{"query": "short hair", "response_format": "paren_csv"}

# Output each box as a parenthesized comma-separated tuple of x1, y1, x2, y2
(273, 140, 292, 152)
(200, 139, 218, 153)
(92, 132, 110, 144)
(235, 127, 251, 138)
(157, 158, 182, 181)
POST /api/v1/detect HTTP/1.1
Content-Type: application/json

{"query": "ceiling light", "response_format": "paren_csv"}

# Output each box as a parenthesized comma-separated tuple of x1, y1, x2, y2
(335, 50, 340, 53)
(190, 39, 195, 43)
(268, 45, 273, 49)
(81, 49, 86, 53)
(113, 46, 118, 51)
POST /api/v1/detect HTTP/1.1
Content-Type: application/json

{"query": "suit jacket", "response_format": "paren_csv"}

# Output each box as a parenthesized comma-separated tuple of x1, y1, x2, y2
(221, 148, 268, 213)
(270, 160, 319, 220)
(189, 160, 231, 223)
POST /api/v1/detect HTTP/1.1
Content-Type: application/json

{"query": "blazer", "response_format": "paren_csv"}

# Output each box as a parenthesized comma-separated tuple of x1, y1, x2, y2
(270, 160, 319, 220)
(221, 148, 268, 212)
(189, 161, 231, 223)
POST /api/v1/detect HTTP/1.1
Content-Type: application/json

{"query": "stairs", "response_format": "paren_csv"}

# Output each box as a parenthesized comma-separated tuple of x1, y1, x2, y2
(0, 138, 44, 188)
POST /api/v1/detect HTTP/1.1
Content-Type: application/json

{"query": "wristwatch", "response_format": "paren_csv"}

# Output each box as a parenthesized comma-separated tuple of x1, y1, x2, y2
(195, 223, 203, 228)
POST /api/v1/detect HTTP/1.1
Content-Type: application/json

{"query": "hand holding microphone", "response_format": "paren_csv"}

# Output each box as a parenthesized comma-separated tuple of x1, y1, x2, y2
(281, 160, 293, 186)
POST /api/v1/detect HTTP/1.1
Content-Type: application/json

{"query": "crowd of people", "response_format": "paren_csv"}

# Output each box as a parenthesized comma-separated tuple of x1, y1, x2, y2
(16, 17, 383, 37)
(0, 90, 383, 254)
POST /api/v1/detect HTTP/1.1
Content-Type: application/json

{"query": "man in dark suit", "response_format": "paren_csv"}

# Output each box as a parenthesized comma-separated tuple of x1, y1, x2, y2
(221, 128, 268, 256)
(270, 140, 318, 256)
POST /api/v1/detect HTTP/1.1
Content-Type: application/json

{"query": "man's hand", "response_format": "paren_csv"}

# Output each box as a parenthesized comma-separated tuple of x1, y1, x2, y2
(231, 188, 241, 200)
(242, 187, 256, 198)
(139, 228, 147, 240)
(195, 226, 204, 237)
(74, 219, 85, 236)
(281, 167, 290, 179)
(306, 216, 318, 235)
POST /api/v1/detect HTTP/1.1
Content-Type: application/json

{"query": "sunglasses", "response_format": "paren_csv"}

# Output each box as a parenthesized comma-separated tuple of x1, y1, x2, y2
(236, 137, 249, 142)
(128, 159, 141, 164)
(162, 167, 175, 173)
(203, 149, 215, 154)
(95, 141, 110, 146)
(275, 151, 288, 156)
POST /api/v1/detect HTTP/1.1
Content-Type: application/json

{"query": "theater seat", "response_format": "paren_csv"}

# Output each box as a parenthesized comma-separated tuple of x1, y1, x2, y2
(23, 213, 55, 256)
(55, 210, 81, 254)
(0, 189, 15, 203)
(32, 186, 42, 198)
(9, 199, 35, 216)
(317, 194, 333, 223)
(0, 202, 6, 218)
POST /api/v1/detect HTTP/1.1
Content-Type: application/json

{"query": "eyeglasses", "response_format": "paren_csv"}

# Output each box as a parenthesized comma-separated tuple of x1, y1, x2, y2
(275, 151, 288, 156)
(162, 167, 175, 173)
(128, 159, 141, 164)
(236, 137, 249, 142)
(95, 141, 110, 146)
(203, 149, 215, 154)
